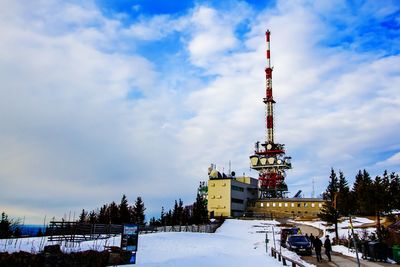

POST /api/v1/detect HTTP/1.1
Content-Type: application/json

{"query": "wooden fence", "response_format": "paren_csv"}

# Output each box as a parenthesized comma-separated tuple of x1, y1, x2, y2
(271, 247, 306, 267)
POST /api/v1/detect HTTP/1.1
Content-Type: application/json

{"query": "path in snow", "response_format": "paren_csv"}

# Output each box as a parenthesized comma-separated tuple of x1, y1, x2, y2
(302, 252, 394, 267)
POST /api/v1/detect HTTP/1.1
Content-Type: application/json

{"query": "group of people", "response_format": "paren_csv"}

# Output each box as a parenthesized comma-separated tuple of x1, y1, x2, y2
(306, 233, 332, 262)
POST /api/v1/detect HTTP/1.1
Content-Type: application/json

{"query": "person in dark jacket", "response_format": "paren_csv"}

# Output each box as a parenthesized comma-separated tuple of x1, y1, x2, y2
(313, 236, 323, 262)
(309, 233, 315, 248)
(324, 235, 332, 261)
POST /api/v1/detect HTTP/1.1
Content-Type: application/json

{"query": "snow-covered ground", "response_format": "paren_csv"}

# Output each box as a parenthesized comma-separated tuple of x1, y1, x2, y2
(293, 217, 376, 240)
(0, 219, 315, 267)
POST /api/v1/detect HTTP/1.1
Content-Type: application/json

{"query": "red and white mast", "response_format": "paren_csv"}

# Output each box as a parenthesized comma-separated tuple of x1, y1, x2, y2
(249, 30, 292, 199)
(264, 30, 275, 144)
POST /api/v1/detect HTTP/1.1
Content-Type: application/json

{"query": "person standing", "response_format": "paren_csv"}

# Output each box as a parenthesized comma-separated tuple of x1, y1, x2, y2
(313, 236, 323, 262)
(309, 233, 315, 249)
(324, 235, 332, 261)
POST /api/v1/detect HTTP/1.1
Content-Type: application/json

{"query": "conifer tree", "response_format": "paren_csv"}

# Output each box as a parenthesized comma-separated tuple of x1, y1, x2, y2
(133, 197, 146, 225)
(119, 194, 131, 224)
(352, 170, 374, 215)
(389, 172, 400, 210)
(89, 210, 97, 224)
(79, 209, 88, 223)
(98, 204, 109, 224)
(337, 171, 352, 216)
(318, 168, 340, 241)
(192, 193, 208, 224)
(160, 206, 165, 226)
(108, 201, 119, 224)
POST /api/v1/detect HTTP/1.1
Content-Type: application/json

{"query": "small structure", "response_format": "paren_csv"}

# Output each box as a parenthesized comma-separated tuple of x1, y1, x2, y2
(207, 164, 258, 217)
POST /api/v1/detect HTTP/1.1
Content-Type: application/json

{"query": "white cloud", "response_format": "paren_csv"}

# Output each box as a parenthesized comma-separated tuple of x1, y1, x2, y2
(0, 0, 399, 222)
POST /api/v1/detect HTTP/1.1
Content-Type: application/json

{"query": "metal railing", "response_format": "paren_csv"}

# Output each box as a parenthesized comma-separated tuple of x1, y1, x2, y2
(271, 247, 306, 267)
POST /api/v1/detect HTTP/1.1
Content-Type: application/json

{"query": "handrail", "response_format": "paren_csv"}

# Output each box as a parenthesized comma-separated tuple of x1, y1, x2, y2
(271, 247, 306, 267)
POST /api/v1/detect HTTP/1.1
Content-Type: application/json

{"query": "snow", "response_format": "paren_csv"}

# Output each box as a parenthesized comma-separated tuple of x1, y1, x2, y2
(0, 219, 315, 267)
(292, 217, 376, 240)
(134, 219, 314, 267)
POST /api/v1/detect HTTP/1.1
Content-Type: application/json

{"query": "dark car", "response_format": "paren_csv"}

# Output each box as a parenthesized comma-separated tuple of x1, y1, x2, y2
(280, 227, 300, 247)
(286, 235, 312, 255)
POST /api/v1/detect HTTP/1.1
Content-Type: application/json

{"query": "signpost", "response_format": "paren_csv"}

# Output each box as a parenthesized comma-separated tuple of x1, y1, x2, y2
(121, 224, 139, 264)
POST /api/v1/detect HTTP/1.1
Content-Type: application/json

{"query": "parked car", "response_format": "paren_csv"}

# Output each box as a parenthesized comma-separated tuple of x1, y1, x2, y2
(286, 234, 312, 255)
(280, 227, 300, 247)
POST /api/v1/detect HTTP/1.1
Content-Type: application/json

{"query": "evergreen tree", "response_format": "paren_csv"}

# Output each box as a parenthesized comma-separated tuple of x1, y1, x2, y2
(192, 193, 208, 224)
(79, 209, 88, 223)
(160, 207, 165, 226)
(89, 210, 97, 224)
(98, 204, 109, 224)
(172, 199, 184, 225)
(337, 171, 352, 216)
(389, 172, 400, 210)
(119, 194, 131, 224)
(182, 206, 191, 225)
(352, 170, 374, 215)
(0, 212, 16, 238)
(133, 197, 146, 225)
(318, 168, 340, 241)
(372, 175, 390, 240)
(108, 201, 119, 224)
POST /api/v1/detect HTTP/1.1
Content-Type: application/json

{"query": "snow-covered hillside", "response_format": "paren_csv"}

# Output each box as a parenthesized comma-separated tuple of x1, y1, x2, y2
(137, 219, 283, 266)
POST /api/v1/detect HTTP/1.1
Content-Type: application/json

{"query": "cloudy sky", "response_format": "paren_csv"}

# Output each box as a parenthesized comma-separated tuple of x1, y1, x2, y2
(1, 0, 399, 223)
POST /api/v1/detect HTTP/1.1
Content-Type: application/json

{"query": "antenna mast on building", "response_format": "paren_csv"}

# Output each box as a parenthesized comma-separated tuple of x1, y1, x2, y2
(249, 30, 292, 199)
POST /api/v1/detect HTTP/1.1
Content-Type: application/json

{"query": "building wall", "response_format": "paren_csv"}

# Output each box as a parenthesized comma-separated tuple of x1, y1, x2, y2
(247, 198, 324, 218)
(208, 179, 232, 217)
(208, 177, 258, 217)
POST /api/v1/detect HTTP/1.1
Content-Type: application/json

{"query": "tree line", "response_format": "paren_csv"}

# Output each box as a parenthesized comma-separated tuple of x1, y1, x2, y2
(78, 195, 146, 225)
(319, 169, 400, 241)
(148, 193, 208, 226)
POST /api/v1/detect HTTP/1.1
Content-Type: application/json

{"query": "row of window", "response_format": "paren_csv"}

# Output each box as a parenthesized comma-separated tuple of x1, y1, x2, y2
(231, 185, 244, 192)
(231, 198, 244, 204)
(260, 202, 322, 208)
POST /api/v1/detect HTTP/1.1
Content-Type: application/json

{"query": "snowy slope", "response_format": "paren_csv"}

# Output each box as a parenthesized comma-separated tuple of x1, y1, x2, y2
(134, 219, 314, 267)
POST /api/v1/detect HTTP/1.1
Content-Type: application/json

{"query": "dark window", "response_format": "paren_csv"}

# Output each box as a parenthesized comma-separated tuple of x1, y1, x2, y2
(231, 198, 244, 204)
(231, 185, 244, 192)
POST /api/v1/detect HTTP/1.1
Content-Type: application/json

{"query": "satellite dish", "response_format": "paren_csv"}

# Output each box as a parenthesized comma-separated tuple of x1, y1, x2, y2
(260, 157, 267, 165)
(266, 144, 272, 150)
(267, 157, 275, 164)
(277, 159, 282, 164)
(231, 171, 236, 177)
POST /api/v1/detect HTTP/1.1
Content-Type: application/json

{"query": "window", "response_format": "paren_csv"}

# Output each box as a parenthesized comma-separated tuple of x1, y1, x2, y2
(231, 185, 244, 192)
(304, 203, 308, 208)
(260, 203, 264, 207)
(273, 203, 276, 207)
(284, 203, 288, 207)
(291, 203, 294, 207)
(231, 198, 244, 204)
(267, 203, 270, 207)
(297, 203, 301, 207)
(278, 203, 282, 207)
(318, 203, 322, 208)
(311, 203, 315, 207)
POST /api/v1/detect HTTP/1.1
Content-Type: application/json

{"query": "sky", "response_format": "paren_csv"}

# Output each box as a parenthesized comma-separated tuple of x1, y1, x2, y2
(0, 0, 399, 224)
